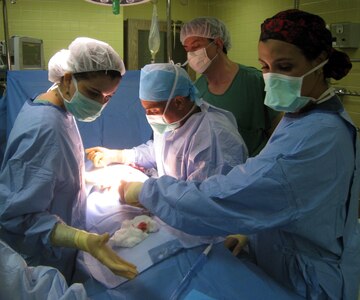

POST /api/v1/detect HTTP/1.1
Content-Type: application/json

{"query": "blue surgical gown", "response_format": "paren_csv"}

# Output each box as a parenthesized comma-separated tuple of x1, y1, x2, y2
(0, 99, 87, 283)
(0, 239, 87, 299)
(131, 101, 248, 181)
(138, 96, 360, 299)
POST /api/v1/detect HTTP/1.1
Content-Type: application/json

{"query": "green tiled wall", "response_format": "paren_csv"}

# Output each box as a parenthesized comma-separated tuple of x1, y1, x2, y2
(0, 0, 210, 65)
(0, 0, 124, 63)
(123, 0, 211, 23)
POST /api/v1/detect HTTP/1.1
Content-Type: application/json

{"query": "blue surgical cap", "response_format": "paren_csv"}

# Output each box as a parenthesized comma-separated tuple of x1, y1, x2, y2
(139, 63, 201, 105)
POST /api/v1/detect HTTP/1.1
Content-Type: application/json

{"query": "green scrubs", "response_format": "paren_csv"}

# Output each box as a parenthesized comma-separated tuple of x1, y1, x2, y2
(195, 64, 279, 156)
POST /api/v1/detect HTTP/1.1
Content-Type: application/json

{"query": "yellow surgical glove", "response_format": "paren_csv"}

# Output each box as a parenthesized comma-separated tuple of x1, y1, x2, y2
(224, 234, 249, 256)
(86, 147, 133, 168)
(51, 223, 138, 279)
(118, 181, 144, 208)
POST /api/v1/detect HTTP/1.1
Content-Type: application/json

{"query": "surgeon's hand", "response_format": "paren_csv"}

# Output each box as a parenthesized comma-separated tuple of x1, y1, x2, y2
(82, 232, 138, 279)
(224, 234, 249, 256)
(86, 147, 124, 167)
(51, 223, 138, 279)
(119, 180, 144, 208)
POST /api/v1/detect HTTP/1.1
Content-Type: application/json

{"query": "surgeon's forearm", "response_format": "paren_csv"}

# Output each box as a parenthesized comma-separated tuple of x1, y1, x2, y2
(116, 149, 135, 164)
(51, 223, 138, 279)
(50, 222, 93, 251)
(50, 223, 77, 248)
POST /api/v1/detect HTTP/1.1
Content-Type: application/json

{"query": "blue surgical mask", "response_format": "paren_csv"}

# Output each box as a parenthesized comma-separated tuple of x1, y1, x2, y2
(263, 60, 328, 112)
(146, 104, 196, 135)
(58, 77, 105, 122)
(146, 114, 179, 135)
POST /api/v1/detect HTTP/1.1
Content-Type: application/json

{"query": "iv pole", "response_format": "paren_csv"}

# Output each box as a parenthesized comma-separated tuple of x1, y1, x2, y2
(293, 0, 300, 9)
(166, 0, 172, 62)
(1, 0, 11, 70)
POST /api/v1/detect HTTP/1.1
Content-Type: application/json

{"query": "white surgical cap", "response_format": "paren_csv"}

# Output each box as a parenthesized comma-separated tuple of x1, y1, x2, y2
(48, 37, 125, 83)
(180, 17, 232, 50)
(139, 63, 200, 105)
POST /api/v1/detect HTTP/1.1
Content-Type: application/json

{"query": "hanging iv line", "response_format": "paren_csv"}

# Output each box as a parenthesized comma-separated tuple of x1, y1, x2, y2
(148, 0, 160, 63)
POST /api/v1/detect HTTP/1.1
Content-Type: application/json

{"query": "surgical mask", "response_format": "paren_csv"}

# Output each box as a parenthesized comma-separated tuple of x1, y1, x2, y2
(187, 41, 218, 74)
(263, 59, 328, 113)
(146, 114, 179, 134)
(146, 65, 197, 135)
(58, 77, 105, 122)
(146, 104, 196, 135)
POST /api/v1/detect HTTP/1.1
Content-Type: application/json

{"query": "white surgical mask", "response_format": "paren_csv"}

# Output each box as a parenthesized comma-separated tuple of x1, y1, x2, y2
(187, 41, 218, 74)
(263, 59, 328, 112)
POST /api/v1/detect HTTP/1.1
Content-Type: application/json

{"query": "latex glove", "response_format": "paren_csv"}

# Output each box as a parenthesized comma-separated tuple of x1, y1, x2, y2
(119, 180, 144, 208)
(86, 147, 126, 167)
(224, 234, 249, 256)
(51, 223, 138, 279)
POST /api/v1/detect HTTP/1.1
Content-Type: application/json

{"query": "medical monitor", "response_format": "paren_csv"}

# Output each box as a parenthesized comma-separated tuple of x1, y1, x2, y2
(6, 36, 45, 70)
